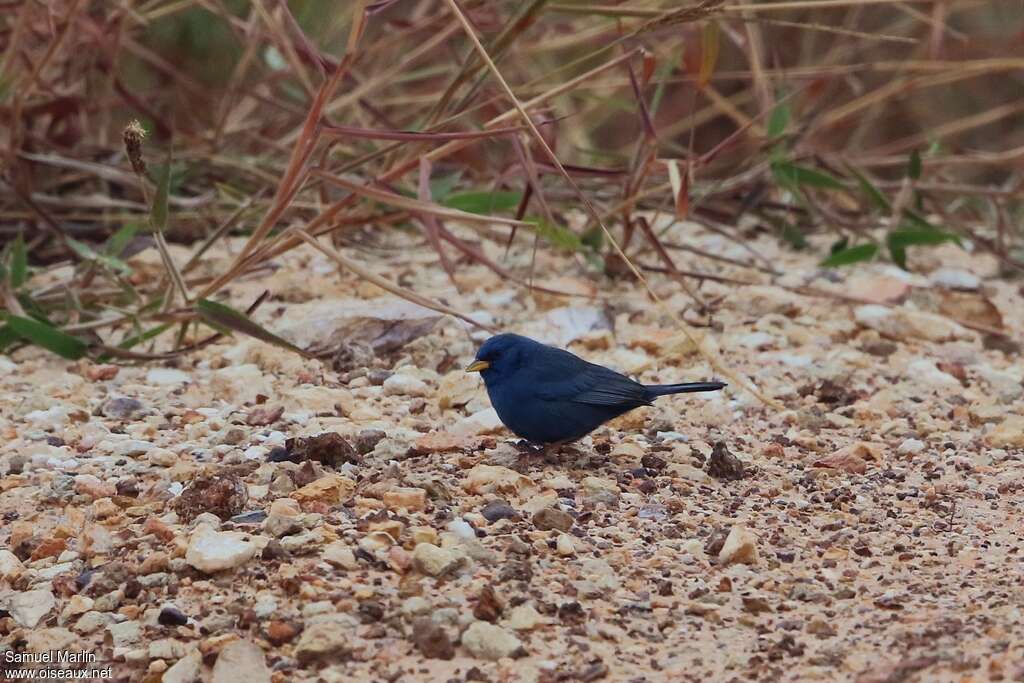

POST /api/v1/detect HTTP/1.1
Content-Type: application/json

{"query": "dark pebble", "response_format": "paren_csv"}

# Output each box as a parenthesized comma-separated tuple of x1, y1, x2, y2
(355, 429, 387, 455)
(230, 511, 268, 525)
(707, 441, 745, 481)
(481, 500, 517, 523)
(158, 605, 189, 626)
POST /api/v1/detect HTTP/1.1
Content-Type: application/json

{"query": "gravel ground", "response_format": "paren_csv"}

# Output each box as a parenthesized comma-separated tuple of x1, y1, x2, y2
(1, 220, 1022, 683)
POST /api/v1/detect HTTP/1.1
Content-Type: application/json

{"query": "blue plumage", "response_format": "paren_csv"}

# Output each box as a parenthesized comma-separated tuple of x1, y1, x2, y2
(466, 333, 725, 444)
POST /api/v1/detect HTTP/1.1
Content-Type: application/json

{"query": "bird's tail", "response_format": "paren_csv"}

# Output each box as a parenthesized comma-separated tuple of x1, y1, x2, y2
(645, 381, 726, 397)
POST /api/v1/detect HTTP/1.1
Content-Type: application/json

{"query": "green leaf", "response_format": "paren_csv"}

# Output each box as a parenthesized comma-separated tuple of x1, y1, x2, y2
(580, 226, 604, 251)
(767, 101, 790, 139)
(531, 219, 583, 252)
(4, 315, 88, 359)
(847, 165, 891, 212)
(908, 149, 922, 180)
(116, 322, 173, 351)
(196, 299, 308, 356)
(151, 160, 171, 233)
(887, 227, 958, 249)
(886, 225, 958, 270)
(820, 243, 878, 267)
(772, 161, 845, 190)
(67, 238, 132, 275)
(767, 216, 807, 250)
(443, 191, 522, 214)
(900, 209, 959, 246)
(429, 173, 463, 202)
(889, 243, 908, 270)
(10, 233, 27, 288)
(105, 224, 139, 257)
(0, 324, 19, 352)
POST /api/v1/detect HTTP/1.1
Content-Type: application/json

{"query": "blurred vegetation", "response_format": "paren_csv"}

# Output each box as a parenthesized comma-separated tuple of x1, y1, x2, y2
(0, 0, 1021, 360)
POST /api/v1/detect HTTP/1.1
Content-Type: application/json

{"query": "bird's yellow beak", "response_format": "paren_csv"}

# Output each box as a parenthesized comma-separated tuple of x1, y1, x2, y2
(465, 360, 490, 373)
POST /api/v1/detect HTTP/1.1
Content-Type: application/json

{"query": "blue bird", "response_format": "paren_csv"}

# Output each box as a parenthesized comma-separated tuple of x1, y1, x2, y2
(466, 333, 725, 445)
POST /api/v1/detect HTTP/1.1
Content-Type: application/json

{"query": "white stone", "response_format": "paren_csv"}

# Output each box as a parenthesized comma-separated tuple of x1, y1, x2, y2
(718, 525, 759, 565)
(211, 639, 271, 683)
(382, 373, 430, 397)
(0, 588, 55, 628)
(412, 543, 464, 577)
(446, 518, 476, 540)
(461, 621, 524, 660)
(0, 549, 23, 578)
(211, 364, 270, 404)
(162, 650, 202, 683)
(897, 438, 926, 455)
(185, 524, 259, 573)
(906, 359, 961, 388)
(505, 604, 543, 631)
(106, 620, 141, 648)
(930, 268, 979, 290)
(145, 367, 192, 385)
(556, 533, 576, 556)
(147, 448, 177, 467)
(114, 439, 155, 458)
(452, 408, 504, 436)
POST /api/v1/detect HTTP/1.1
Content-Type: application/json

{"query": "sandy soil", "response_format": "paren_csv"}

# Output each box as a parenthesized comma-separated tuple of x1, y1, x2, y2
(1, 219, 1022, 683)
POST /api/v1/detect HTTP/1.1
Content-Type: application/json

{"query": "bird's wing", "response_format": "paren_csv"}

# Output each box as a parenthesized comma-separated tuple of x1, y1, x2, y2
(533, 354, 650, 407)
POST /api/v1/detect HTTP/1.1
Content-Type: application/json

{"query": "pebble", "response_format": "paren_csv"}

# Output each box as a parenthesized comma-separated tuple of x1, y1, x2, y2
(266, 620, 300, 645)
(106, 620, 141, 648)
(72, 475, 117, 501)
(355, 429, 387, 454)
(461, 621, 525, 660)
(383, 487, 427, 512)
(146, 367, 192, 385)
(147, 448, 177, 467)
(185, 524, 260, 573)
(556, 533, 576, 556)
(114, 439, 155, 458)
(453, 408, 505, 436)
(295, 618, 356, 664)
(897, 438, 926, 455)
(0, 548, 22, 577)
(718, 525, 759, 565)
(532, 507, 573, 532)
(412, 543, 464, 577)
(447, 518, 476, 540)
(291, 473, 356, 504)
(505, 603, 543, 631)
(581, 476, 619, 505)
(854, 304, 965, 342)
(410, 618, 455, 660)
(930, 268, 979, 290)
(101, 397, 145, 419)
(382, 373, 430, 397)
(464, 465, 534, 495)
(988, 416, 1024, 448)
(0, 588, 55, 628)
(481, 500, 517, 523)
(162, 650, 202, 683)
(211, 639, 271, 683)
(158, 605, 189, 626)
(322, 541, 358, 570)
